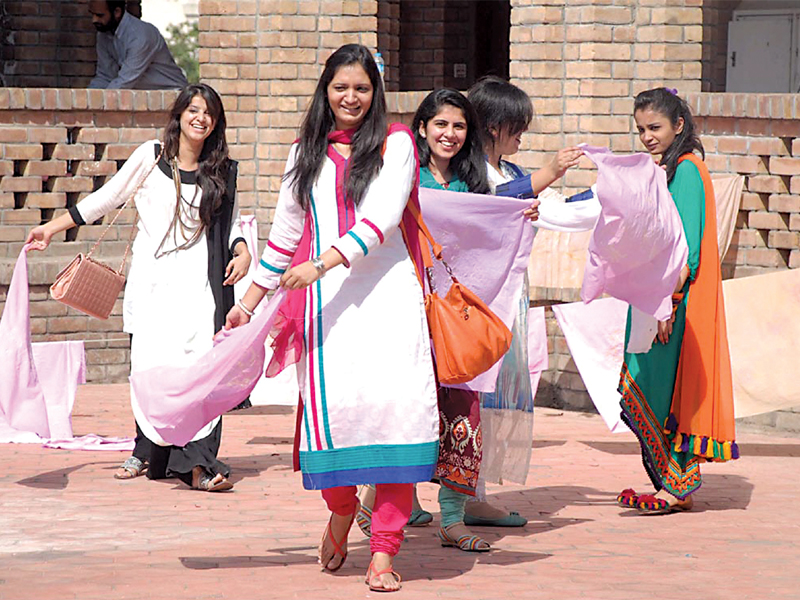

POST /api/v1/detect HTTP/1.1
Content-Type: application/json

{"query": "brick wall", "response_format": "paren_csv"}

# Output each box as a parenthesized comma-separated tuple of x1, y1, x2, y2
(687, 92, 800, 275)
(509, 0, 705, 184)
(0, 1, 143, 88)
(0, 89, 174, 382)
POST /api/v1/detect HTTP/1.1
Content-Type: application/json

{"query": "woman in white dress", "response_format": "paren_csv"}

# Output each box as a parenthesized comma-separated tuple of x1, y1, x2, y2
(225, 44, 438, 592)
(26, 83, 250, 492)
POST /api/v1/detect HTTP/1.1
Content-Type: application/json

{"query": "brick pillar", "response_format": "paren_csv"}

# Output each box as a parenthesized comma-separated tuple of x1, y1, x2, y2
(700, 0, 737, 92)
(377, 0, 400, 92)
(510, 0, 704, 191)
(198, 0, 377, 239)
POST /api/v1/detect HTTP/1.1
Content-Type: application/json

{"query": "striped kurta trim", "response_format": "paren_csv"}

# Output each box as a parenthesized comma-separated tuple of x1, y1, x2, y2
(259, 259, 286, 274)
(267, 240, 293, 257)
(300, 441, 438, 489)
(305, 193, 334, 451)
(346, 230, 369, 255)
(362, 218, 385, 243)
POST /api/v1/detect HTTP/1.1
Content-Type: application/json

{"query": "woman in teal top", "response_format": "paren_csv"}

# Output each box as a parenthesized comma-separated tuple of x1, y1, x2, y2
(357, 89, 493, 552)
(618, 87, 736, 515)
(415, 89, 488, 195)
(415, 88, 492, 551)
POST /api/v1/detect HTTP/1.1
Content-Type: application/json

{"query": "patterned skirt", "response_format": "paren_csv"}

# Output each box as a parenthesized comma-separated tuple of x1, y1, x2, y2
(436, 387, 482, 496)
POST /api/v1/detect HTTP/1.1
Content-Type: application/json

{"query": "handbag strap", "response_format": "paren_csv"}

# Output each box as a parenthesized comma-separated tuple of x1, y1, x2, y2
(381, 124, 454, 290)
(86, 145, 165, 273)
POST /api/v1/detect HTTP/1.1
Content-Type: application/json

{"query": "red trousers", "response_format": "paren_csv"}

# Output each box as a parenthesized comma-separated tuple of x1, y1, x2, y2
(321, 483, 412, 556)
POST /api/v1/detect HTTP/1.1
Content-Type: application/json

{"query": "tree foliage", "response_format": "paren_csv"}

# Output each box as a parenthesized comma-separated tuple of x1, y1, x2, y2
(166, 20, 199, 84)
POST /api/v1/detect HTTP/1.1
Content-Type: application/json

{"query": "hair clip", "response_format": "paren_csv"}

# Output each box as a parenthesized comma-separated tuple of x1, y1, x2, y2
(666, 87, 678, 95)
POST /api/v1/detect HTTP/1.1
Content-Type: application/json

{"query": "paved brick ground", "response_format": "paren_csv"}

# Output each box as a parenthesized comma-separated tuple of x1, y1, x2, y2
(1, 384, 798, 600)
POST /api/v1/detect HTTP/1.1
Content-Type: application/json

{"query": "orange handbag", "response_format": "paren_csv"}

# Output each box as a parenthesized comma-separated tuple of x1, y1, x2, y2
(405, 201, 513, 385)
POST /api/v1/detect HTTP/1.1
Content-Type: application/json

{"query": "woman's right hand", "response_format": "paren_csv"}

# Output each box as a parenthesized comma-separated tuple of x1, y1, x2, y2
(547, 147, 583, 180)
(224, 305, 251, 331)
(25, 224, 54, 251)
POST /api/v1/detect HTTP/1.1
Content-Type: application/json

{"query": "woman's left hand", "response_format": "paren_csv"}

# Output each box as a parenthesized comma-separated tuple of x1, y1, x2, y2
(523, 199, 540, 222)
(280, 261, 320, 290)
(224, 249, 252, 285)
(656, 313, 676, 345)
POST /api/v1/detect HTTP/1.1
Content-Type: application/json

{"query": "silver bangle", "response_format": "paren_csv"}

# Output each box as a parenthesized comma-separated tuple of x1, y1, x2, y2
(311, 256, 326, 278)
(237, 298, 255, 317)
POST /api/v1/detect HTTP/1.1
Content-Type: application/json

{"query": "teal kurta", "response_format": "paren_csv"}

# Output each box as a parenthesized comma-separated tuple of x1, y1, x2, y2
(419, 165, 483, 495)
(619, 159, 706, 497)
(419, 166, 470, 193)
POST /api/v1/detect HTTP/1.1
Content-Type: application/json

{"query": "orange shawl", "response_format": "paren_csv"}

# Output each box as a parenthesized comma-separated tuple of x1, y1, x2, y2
(668, 153, 738, 462)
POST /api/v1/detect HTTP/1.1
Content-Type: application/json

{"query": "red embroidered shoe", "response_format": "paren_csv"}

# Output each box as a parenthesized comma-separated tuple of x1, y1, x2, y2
(636, 494, 693, 515)
(616, 488, 640, 508)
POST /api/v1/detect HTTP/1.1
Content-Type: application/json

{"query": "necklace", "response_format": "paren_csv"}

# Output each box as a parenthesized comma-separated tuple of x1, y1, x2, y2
(154, 158, 202, 258)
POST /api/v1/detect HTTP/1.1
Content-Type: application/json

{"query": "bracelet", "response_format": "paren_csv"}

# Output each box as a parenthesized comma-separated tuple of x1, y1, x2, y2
(237, 298, 255, 317)
(311, 256, 326, 278)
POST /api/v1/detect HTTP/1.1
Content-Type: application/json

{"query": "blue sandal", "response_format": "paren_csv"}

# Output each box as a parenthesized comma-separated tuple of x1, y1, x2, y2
(437, 523, 491, 552)
(463, 510, 527, 527)
(407, 508, 433, 527)
(356, 504, 372, 538)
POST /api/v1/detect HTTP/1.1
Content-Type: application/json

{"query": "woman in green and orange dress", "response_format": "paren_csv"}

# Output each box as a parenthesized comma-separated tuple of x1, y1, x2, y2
(618, 87, 739, 515)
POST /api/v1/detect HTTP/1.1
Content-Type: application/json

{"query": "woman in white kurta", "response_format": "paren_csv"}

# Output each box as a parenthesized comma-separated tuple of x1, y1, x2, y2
(226, 45, 437, 592)
(26, 84, 250, 492)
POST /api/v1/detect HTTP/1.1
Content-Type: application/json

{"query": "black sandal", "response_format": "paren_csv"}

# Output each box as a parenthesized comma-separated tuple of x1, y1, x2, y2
(194, 472, 234, 492)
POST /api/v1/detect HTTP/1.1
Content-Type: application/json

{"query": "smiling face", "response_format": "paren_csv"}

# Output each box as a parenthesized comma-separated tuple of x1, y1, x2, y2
(179, 94, 216, 146)
(634, 107, 684, 157)
(492, 125, 527, 157)
(419, 104, 468, 168)
(326, 63, 374, 131)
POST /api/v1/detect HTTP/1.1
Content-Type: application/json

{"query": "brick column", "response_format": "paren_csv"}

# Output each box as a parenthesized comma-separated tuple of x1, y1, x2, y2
(198, 0, 377, 239)
(377, 0, 400, 92)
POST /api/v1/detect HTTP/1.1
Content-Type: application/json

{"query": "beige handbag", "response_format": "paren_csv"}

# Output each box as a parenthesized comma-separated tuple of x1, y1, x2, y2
(50, 148, 163, 319)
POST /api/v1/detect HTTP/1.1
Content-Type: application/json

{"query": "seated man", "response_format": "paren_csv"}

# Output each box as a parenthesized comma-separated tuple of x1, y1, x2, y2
(88, 1, 188, 90)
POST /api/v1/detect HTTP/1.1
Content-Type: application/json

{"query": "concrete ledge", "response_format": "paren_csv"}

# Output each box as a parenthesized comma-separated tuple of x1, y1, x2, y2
(685, 92, 800, 120)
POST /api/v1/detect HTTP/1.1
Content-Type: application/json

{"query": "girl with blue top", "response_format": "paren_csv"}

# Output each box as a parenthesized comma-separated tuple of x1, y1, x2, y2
(465, 76, 593, 527)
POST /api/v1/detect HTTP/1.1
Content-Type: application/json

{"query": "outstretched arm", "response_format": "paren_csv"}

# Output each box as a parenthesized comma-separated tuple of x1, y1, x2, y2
(25, 212, 78, 251)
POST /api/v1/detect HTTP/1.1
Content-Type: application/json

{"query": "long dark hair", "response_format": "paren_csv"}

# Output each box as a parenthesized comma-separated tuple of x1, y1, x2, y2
(467, 76, 533, 154)
(163, 83, 230, 230)
(287, 44, 387, 211)
(413, 89, 489, 194)
(633, 87, 704, 183)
